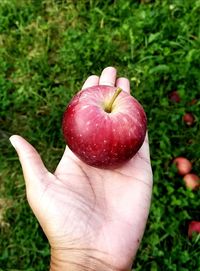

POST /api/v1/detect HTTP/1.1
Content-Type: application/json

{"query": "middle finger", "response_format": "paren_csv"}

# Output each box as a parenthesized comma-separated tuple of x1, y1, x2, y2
(99, 66, 117, 86)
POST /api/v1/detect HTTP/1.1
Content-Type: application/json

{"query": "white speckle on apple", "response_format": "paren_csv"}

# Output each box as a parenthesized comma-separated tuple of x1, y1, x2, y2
(86, 121, 91, 125)
(81, 105, 89, 110)
(95, 124, 99, 127)
(104, 140, 107, 144)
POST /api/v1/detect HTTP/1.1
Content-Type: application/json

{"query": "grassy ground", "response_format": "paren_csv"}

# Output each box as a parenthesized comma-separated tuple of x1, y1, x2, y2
(0, 0, 200, 270)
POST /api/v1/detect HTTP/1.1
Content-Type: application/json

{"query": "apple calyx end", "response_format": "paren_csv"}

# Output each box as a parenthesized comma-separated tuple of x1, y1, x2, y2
(104, 87, 122, 113)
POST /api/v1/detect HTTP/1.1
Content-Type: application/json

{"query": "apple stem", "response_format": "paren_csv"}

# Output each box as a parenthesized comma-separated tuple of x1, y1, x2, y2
(105, 87, 122, 113)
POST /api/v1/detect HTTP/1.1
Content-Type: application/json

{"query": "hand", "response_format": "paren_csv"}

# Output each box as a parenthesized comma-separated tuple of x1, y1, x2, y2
(10, 67, 153, 271)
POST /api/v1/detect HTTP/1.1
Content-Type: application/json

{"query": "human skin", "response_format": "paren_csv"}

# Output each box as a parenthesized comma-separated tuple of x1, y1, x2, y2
(10, 67, 153, 271)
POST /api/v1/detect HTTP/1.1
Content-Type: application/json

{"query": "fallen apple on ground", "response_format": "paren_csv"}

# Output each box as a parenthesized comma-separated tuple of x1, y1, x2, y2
(62, 85, 147, 168)
(173, 157, 192, 176)
(168, 90, 180, 103)
(183, 173, 200, 190)
(183, 113, 195, 126)
(188, 221, 200, 238)
(188, 99, 197, 105)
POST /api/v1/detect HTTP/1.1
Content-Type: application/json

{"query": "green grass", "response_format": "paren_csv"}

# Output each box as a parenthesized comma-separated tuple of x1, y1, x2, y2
(0, 0, 200, 270)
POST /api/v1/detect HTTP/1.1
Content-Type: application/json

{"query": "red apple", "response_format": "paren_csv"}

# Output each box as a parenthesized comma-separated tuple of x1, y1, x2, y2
(173, 157, 192, 176)
(168, 90, 180, 103)
(183, 113, 195, 126)
(183, 173, 200, 190)
(188, 221, 200, 238)
(62, 85, 147, 168)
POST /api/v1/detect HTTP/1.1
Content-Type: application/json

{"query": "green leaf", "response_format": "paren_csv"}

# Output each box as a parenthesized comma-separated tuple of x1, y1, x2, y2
(149, 65, 170, 74)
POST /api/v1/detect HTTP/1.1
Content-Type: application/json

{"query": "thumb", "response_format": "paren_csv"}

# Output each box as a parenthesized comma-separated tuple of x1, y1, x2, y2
(9, 135, 49, 191)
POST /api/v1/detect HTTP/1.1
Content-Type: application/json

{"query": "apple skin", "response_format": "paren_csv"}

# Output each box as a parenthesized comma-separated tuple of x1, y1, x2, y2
(188, 221, 200, 238)
(173, 157, 192, 176)
(62, 85, 147, 169)
(183, 173, 200, 190)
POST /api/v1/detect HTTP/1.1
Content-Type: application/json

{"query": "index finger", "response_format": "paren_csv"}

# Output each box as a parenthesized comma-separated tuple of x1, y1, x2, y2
(81, 75, 99, 90)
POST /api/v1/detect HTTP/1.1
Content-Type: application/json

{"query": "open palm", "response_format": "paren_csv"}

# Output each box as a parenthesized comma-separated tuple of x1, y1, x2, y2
(10, 67, 152, 271)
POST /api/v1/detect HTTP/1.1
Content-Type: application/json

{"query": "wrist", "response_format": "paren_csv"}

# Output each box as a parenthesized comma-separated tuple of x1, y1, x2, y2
(50, 247, 130, 271)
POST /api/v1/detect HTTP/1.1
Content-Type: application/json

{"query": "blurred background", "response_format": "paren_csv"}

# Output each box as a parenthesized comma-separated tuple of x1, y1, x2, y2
(0, 0, 200, 270)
